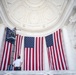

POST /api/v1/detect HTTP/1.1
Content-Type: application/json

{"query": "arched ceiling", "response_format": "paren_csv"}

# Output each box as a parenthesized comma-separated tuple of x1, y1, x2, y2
(1, 0, 68, 32)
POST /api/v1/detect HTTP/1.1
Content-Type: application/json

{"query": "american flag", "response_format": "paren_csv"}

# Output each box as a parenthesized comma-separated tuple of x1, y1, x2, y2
(0, 28, 23, 70)
(24, 37, 44, 70)
(0, 27, 15, 70)
(45, 29, 68, 70)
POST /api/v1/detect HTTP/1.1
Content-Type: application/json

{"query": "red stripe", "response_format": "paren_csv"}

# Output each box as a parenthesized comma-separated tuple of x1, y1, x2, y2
(29, 48, 31, 70)
(37, 37, 39, 70)
(36, 37, 38, 70)
(19, 36, 23, 55)
(27, 48, 29, 70)
(25, 48, 28, 70)
(18, 35, 20, 56)
(42, 37, 43, 70)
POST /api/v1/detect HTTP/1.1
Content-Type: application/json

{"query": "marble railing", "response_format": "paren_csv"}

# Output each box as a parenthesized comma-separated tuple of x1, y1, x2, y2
(0, 71, 76, 75)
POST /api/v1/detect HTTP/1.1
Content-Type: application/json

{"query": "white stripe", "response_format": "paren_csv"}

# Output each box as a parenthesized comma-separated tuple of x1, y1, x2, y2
(49, 47, 52, 70)
(19, 36, 22, 55)
(16, 35, 19, 59)
(50, 46, 53, 70)
(34, 38, 36, 70)
(1, 42, 8, 70)
(19, 35, 22, 55)
(13, 35, 17, 60)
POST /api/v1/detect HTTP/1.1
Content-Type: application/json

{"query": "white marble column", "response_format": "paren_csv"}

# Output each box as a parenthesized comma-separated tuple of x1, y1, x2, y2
(62, 27, 76, 70)
(44, 38, 49, 70)
(0, 24, 5, 65)
(20, 36, 24, 70)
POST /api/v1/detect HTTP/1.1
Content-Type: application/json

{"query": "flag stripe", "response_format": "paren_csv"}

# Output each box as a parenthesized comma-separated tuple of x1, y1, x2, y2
(39, 37, 40, 70)
(36, 38, 38, 70)
(41, 37, 44, 70)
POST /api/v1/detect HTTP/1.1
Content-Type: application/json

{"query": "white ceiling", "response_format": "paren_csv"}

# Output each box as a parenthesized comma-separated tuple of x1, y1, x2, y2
(0, 0, 75, 36)
(2, 0, 68, 29)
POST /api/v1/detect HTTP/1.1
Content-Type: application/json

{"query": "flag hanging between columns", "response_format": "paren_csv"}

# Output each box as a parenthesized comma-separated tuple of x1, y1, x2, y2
(45, 29, 68, 70)
(24, 37, 44, 70)
(0, 27, 15, 70)
(0, 28, 23, 70)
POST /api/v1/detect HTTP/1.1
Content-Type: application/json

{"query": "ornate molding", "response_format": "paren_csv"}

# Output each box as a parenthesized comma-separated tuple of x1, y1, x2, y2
(69, 13, 76, 24)
(1, 0, 68, 30)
